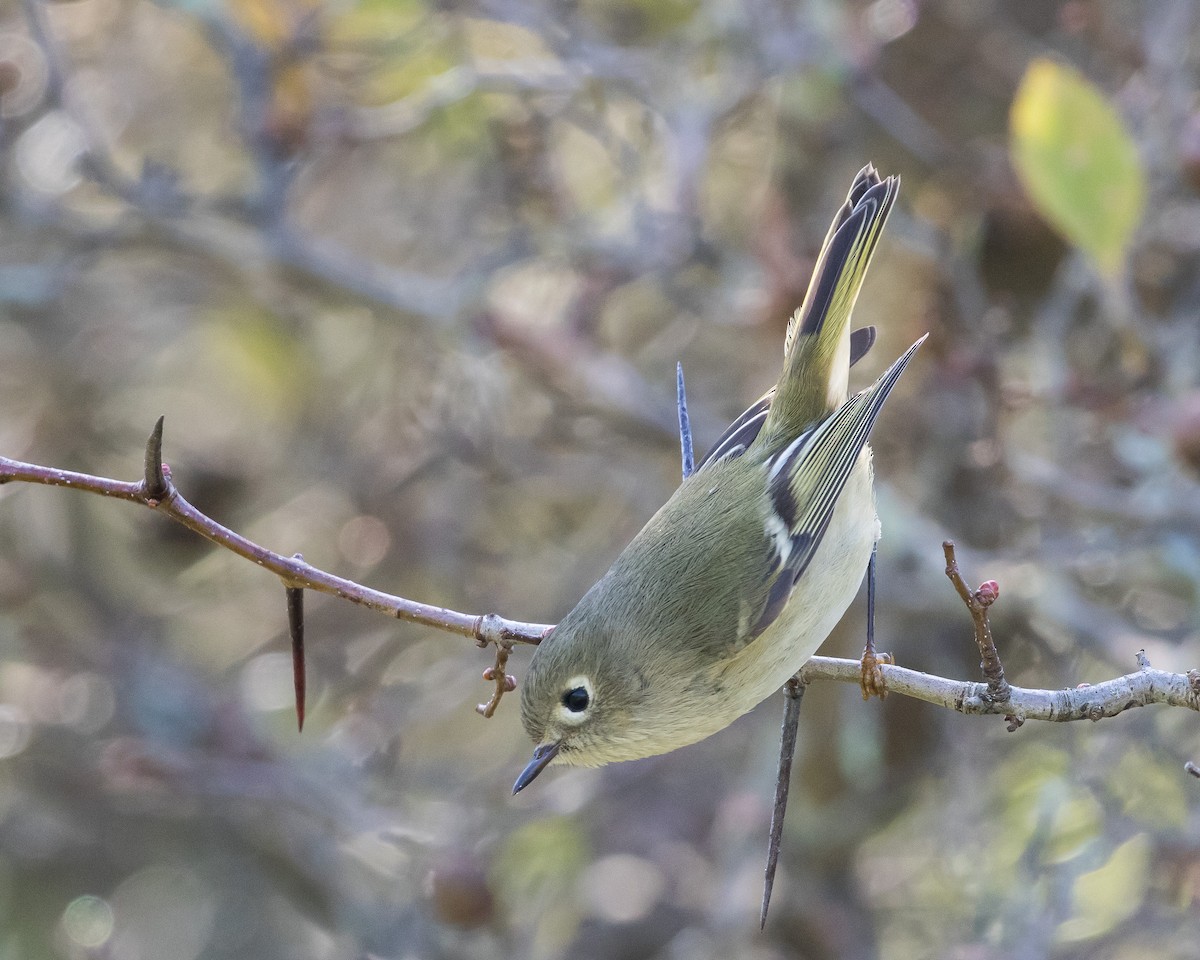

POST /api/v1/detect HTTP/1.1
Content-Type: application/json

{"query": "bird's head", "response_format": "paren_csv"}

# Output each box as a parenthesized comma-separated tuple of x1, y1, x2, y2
(514, 598, 664, 792)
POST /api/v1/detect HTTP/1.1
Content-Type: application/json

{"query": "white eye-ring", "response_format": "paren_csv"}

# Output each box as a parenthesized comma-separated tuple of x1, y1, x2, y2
(555, 675, 594, 725)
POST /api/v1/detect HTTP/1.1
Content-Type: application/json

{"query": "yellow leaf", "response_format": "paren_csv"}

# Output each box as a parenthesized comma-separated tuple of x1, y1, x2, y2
(226, 0, 322, 51)
(1057, 833, 1152, 943)
(1010, 58, 1145, 276)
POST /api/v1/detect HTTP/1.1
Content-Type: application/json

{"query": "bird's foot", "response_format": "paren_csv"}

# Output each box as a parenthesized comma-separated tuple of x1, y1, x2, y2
(859, 646, 893, 700)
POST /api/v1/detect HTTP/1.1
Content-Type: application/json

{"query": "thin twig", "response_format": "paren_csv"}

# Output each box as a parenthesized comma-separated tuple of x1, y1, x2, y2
(477, 641, 518, 718)
(943, 541, 1012, 706)
(0, 423, 551, 650)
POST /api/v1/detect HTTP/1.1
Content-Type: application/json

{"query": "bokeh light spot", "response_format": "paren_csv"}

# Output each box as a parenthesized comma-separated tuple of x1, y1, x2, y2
(62, 895, 115, 949)
(58, 672, 116, 734)
(337, 514, 391, 567)
(15, 110, 86, 195)
(866, 0, 918, 42)
(0, 704, 31, 759)
(580, 854, 665, 924)
(111, 865, 215, 960)
(240, 653, 296, 713)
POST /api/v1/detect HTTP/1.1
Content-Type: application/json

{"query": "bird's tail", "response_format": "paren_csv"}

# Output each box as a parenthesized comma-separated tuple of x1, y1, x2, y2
(759, 165, 899, 446)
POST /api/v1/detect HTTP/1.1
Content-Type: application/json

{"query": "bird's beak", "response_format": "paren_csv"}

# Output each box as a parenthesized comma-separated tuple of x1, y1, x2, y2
(512, 741, 561, 795)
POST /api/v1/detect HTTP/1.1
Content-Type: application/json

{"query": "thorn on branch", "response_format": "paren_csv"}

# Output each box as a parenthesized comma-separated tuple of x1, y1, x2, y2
(1185, 761, 1200, 779)
(143, 416, 168, 501)
(287, 558, 305, 731)
(1136, 649, 1152, 671)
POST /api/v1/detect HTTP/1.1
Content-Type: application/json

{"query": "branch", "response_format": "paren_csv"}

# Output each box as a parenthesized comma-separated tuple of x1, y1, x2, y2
(798, 544, 1199, 722)
(0, 421, 552, 650)
(4, 432, 1199, 731)
(795, 656, 1200, 721)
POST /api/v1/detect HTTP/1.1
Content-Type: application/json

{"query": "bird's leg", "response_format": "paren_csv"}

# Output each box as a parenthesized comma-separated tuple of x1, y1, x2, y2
(859, 544, 892, 699)
(760, 676, 805, 928)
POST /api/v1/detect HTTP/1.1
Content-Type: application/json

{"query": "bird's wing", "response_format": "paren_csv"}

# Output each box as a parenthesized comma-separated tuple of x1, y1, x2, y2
(737, 335, 925, 644)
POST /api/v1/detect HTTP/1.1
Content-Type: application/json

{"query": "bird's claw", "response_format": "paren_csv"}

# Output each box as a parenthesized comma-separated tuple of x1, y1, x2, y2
(859, 647, 893, 700)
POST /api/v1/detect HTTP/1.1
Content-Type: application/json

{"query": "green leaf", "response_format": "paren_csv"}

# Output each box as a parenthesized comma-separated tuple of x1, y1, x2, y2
(1010, 58, 1145, 276)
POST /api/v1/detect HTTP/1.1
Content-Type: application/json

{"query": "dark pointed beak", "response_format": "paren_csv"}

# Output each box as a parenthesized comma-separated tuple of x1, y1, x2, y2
(512, 741, 561, 795)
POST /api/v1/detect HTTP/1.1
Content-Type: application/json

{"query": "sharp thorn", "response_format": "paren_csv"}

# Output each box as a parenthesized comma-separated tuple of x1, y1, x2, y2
(287, 584, 306, 731)
(143, 416, 167, 499)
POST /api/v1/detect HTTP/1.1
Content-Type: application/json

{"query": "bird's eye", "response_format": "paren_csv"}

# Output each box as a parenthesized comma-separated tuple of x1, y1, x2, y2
(561, 686, 590, 713)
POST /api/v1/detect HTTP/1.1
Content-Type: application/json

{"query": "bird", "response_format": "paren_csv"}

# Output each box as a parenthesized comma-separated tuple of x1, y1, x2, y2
(514, 164, 925, 793)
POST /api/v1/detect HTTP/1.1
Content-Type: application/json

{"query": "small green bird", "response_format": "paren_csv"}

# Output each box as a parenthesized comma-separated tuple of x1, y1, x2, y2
(515, 165, 925, 792)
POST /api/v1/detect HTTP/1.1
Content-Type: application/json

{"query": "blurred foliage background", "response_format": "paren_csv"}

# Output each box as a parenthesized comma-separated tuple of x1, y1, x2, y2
(0, 0, 1199, 957)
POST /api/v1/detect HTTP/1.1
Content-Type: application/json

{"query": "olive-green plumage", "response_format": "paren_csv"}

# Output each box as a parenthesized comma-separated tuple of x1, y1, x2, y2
(515, 165, 925, 790)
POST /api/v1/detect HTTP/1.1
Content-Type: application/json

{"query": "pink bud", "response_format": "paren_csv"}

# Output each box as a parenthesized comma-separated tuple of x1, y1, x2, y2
(482, 667, 496, 681)
(976, 580, 1000, 605)
(503, 674, 517, 692)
